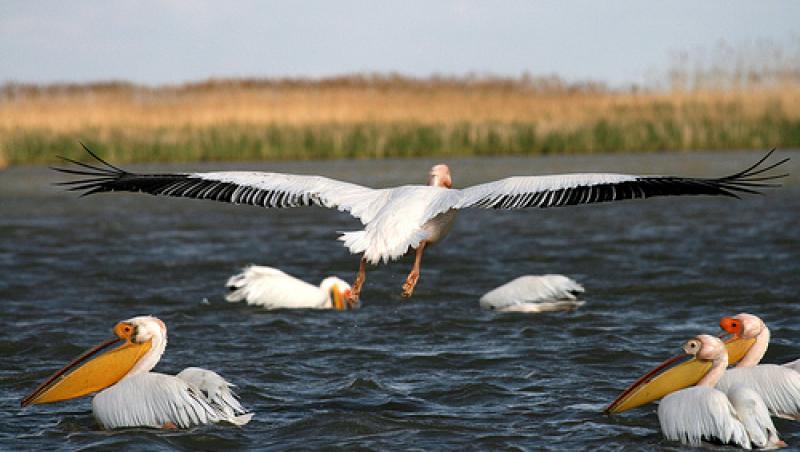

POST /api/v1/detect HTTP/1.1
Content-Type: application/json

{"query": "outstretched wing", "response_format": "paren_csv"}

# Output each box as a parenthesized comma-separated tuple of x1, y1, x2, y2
(53, 145, 390, 224)
(455, 150, 788, 210)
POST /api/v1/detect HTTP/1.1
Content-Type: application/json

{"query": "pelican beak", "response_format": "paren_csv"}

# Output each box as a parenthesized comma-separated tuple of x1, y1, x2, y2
(331, 284, 345, 311)
(21, 322, 152, 406)
(604, 335, 755, 415)
(343, 288, 359, 310)
(719, 331, 755, 366)
(717, 315, 755, 365)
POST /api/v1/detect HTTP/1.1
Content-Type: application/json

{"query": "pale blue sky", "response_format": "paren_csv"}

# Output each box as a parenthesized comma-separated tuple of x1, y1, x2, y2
(0, 0, 797, 86)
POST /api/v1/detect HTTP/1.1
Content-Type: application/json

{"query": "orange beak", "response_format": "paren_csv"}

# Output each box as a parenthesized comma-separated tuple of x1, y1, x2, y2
(604, 335, 755, 414)
(21, 322, 152, 406)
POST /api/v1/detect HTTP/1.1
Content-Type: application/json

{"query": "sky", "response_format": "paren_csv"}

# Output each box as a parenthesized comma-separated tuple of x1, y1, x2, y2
(0, 0, 797, 86)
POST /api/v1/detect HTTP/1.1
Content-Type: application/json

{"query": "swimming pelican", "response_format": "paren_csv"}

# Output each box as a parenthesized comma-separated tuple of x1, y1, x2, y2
(226, 265, 356, 310)
(479, 274, 585, 312)
(718, 313, 800, 419)
(21, 316, 252, 429)
(613, 335, 784, 449)
(54, 146, 787, 300)
(605, 331, 756, 413)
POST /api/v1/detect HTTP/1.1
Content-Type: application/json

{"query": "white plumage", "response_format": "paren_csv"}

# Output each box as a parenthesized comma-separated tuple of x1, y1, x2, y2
(93, 369, 251, 429)
(55, 147, 787, 298)
(717, 365, 800, 421)
(24, 315, 252, 429)
(337, 185, 462, 264)
(659, 386, 752, 448)
(479, 275, 585, 313)
(92, 316, 251, 429)
(656, 335, 783, 449)
(198, 172, 639, 264)
(177, 367, 252, 422)
(718, 313, 800, 420)
(225, 265, 354, 310)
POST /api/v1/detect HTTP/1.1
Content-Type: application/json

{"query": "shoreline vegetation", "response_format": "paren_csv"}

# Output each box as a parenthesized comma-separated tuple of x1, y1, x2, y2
(2, 72, 800, 167)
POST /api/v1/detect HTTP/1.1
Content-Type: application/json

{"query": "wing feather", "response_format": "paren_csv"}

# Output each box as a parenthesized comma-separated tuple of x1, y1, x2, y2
(717, 365, 800, 419)
(225, 265, 330, 309)
(455, 150, 788, 210)
(726, 385, 783, 449)
(53, 145, 389, 224)
(92, 373, 220, 429)
(176, 367, 253, 426)
(658, 386, 751, 448)
(479, 275, 585, 311)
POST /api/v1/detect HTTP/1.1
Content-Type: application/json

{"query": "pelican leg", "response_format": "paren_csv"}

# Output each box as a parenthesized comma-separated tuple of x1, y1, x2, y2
(401, 241, 426, 298)
(350, 257, 367, 303)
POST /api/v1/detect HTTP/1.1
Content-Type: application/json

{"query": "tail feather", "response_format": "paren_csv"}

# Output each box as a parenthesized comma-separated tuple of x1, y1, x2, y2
(338, 230, 369, 255)
(177, 367, 253, 426)
(339, 229, 430, 264)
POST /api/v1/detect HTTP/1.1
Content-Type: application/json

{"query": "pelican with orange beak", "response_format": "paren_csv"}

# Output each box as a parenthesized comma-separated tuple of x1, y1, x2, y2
(604, 327, 756, 414)
(21, 316, 252, 429)
(225, 265, 356, 310)
(609, 335, 784, 449)
(718, 313, 800, 420)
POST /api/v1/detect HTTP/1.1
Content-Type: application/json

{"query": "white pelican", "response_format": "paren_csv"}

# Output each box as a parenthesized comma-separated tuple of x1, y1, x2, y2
(55, 146, 787, 299)
(611, 335, 784, 449)
(21, 316, 252, 429)
(717, 313, 800, 420)
(479, 274, 585, 313)
(225, 265, 356, 310)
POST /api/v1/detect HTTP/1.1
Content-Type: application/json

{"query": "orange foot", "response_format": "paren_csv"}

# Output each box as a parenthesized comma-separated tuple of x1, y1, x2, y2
(162, 421, 178, 429)
(401, 272, 419, 298)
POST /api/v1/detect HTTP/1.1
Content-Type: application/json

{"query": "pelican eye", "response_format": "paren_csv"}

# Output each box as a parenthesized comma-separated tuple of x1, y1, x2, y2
(683, 339, 701, 354)
(114, 322, 137, 340)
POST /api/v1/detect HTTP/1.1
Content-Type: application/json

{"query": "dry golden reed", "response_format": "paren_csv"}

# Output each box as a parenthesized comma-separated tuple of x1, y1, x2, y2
(1, 75, 799, 166)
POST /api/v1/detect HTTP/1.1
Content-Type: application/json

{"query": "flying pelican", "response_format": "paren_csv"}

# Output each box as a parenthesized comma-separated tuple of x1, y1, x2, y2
(54, 146, 788, 300)
(479, 274, 585, 313)
(225, 265, 356, 310)
(612, 335, 784, 449)
(718, 313, 800, 420)
(21, 316, 252, 429)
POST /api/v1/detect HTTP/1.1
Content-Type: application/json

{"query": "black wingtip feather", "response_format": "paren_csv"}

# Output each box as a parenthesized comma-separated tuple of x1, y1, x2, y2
(79, 143, 128, 174)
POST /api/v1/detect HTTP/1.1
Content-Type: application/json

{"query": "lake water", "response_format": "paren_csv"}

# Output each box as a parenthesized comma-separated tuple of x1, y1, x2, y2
(1, 150, 798, 450)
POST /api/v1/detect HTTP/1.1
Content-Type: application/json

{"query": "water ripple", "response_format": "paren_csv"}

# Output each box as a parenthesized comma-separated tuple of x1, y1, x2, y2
(1, 152, 798, 449)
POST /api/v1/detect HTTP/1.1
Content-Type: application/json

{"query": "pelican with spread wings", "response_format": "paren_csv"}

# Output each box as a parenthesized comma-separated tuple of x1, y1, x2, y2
(54, 146, 788, 300)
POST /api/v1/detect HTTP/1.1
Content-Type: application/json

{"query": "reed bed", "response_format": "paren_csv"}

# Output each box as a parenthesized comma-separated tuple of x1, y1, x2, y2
(1, 76, 799, 166)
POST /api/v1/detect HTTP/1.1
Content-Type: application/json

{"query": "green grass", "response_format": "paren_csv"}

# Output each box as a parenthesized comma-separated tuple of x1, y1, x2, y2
(3, 113, 800, 166)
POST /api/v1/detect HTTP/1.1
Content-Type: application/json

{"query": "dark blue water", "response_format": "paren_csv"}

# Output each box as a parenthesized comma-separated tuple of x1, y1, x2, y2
(1, 151, 798, 450)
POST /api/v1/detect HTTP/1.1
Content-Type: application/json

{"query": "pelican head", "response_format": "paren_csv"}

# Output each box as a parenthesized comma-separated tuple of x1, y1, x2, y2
(319, 276, 355, 311)
(719, 313, 769, 367)
(605, 332, 753, 415)
(683, 334, 725, 361)
(21, 316, 166, 406)
(720, 313, 765, 339)
(428, 164, 452, 188)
